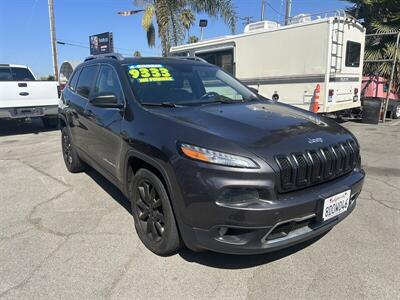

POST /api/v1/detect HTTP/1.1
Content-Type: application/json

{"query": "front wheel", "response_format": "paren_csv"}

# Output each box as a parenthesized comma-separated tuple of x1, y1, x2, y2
(130, 168, 181, 256)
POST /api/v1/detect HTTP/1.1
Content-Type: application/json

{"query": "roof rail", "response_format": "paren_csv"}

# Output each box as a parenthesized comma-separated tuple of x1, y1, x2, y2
(84, 53, 124, 62)
(168, 55, 209, 64)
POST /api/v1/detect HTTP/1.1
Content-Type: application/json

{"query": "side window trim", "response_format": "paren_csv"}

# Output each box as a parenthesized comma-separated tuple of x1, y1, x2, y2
(94, 63, 126, 106)
(68, 68, 81, 92)
(75, 64, 99, 100)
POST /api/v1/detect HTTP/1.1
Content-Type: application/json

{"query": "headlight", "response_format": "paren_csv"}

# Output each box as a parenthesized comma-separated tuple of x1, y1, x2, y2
(180, 143, 259, 169)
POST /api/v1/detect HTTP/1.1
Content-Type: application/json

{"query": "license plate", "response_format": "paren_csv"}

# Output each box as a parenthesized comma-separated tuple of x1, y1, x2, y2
(322, 190, 350, 221)
(16, 108, 42, 116)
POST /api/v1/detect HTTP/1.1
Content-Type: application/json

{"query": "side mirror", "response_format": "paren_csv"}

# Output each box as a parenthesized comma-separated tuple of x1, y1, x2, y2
(90, 93, 124, 109)
(248, 86, 259, 94)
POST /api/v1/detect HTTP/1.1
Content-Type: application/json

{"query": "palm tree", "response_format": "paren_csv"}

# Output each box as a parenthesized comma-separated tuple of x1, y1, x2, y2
(180, 9, 195, 42)
(344, 0, 400, 89)
(189, 35, 199, 43)
(134, 0, 237, 56)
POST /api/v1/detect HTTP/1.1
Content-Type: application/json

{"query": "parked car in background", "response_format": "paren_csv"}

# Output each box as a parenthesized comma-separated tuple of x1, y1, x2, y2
(59, 54, 365, 256)
(0, 64, 59, 127)
(362, 76, 400, 119)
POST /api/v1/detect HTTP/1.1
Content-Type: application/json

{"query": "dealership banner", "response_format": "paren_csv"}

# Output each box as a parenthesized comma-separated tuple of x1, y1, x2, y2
(89, 32, 114, 55)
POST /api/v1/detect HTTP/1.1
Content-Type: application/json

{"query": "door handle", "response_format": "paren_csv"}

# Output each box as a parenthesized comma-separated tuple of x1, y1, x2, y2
(19, 92, 29, 96)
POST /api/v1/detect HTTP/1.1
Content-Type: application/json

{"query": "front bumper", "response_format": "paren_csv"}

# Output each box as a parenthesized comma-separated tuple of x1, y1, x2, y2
(173, 160, 364, 254)
(0, 105, 58, 119)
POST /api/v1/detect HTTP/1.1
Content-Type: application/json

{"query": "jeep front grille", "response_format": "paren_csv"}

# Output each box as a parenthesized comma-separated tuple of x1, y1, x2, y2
(275, 140, 359, 193)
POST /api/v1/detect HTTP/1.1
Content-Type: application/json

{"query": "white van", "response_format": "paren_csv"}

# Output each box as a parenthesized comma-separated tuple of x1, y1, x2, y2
(170, 11, 366, 114)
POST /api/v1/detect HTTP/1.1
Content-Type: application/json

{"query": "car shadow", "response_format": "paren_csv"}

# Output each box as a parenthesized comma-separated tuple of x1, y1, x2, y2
(83, 166, 329, 269)
(0, 119, 57, 136)
(178, 232, 328, 269)
(84, 167, 132, 214)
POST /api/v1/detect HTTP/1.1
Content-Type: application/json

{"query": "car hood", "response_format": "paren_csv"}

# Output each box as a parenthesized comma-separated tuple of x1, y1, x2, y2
(151, 101, 354, 159)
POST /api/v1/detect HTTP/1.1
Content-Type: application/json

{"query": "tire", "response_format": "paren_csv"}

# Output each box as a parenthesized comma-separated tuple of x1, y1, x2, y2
(61, 126, 85, 173)
(130, 168, 181, 256)
(42, 116, 59, 129)
(392, 104, 400, 119)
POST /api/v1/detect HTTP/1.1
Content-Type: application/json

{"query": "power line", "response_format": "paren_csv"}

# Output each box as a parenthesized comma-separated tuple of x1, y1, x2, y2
(57, 40, 159, 56)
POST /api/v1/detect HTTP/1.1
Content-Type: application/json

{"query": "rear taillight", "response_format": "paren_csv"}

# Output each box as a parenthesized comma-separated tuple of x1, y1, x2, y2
(328, 89, 334, 97)
(354, 88, 359, 95)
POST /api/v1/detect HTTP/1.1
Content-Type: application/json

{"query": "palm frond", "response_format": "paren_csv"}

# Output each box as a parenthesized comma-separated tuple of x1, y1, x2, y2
(146, 23, 156, 47)
(189, 0, 237, 33)
(141, 4, 155, 31)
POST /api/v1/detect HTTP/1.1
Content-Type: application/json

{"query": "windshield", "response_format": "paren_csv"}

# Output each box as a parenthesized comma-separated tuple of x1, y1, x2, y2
(124, 62, 256, 106)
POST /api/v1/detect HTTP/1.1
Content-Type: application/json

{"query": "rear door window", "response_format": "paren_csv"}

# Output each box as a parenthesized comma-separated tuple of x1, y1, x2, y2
(11, 68, 35, 81)
(345, 41, 361, 67)
(75, 65, 98, 99)
(68, 69, 80, 92)
(0, 67, 12, 81)
(0, 67, 35, 81)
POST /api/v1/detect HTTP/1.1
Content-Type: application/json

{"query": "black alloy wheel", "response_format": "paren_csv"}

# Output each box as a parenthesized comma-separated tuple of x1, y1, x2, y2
(131, 168, 181, 255)
(136, 179, 165, 242)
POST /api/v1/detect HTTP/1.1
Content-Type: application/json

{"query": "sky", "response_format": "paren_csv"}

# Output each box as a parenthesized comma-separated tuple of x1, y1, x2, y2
(0, 0, 351, 77)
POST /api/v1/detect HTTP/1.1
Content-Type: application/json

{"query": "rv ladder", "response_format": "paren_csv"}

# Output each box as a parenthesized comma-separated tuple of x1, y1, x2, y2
(330, 18, 346, 75)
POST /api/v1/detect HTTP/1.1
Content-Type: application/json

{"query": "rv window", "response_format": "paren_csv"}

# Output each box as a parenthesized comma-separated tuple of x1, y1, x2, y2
(345, 41, 361, 67)
(196, 49, 234, 75)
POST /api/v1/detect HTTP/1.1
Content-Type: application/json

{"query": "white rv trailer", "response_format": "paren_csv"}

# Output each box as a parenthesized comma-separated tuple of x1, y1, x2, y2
(170, 11, 366, 114)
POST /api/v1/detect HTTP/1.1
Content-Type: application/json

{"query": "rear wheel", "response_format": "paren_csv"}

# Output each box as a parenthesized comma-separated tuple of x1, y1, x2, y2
(61, 127, 85, 173)
(130, 168, 181, 256)
(42, 116, 59, 128)
(392, 104, 400, 119)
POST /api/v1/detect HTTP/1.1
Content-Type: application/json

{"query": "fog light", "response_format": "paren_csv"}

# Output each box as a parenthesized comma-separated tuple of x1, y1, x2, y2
(216, 188, 270, 210)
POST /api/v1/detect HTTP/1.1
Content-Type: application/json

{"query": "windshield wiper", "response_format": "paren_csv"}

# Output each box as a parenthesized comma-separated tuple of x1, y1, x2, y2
(141, 102, 182, 108)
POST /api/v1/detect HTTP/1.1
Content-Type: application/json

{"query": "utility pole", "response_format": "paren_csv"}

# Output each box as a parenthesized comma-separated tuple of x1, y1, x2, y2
(285, 0, 292, 25)
(48, 0, 59, 81)
(261, 0, 265, 21)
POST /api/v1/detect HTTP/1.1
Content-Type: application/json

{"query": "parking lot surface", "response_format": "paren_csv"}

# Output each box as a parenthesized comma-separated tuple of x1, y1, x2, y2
(0, 119, 399, 299)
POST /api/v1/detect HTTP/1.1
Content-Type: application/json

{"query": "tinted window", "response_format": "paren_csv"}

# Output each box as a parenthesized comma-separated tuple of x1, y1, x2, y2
(196, 49, 235, 75)
(0, 68, 12, 81)
(76, 65, 98, 99)
(0, 67, 35, 81)
(68, 69, 80, 91)
(345, 41, 361, 67)
(94, 65, 124, 103)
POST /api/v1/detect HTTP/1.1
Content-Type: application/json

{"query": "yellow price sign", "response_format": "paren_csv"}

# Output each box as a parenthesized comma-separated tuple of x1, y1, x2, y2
(128, 65, 174, 83)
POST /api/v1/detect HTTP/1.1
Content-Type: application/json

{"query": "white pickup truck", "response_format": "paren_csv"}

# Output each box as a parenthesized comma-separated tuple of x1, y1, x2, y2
(0, 64, 59, 128)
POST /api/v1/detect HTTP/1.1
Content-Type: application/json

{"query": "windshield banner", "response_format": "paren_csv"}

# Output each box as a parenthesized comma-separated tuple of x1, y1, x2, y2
(128, 64, 174, 83)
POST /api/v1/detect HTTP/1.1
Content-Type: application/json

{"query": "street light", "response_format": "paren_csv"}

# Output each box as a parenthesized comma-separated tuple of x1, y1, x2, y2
(199, 19, 208, 40)
(117, 9, 144, 16)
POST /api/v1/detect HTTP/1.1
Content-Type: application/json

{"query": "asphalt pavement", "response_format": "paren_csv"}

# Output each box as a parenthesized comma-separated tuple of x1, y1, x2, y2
(0, 118, 399, 299)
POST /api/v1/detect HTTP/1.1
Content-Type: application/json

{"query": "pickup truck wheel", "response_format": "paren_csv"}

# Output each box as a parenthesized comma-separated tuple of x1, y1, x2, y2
(61, 127, 85, 173)
(130, 168, 181, 256)
(42, 117, 59, 128)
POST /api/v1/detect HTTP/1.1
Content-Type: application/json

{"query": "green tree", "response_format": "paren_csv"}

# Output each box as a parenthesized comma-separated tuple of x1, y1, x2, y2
(133, 50, 142, 57)
(180, 9, 195, 42)
(135, 0, 237, 56)
(189, 35, 199, 43)
(344, 0, 400, 88)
